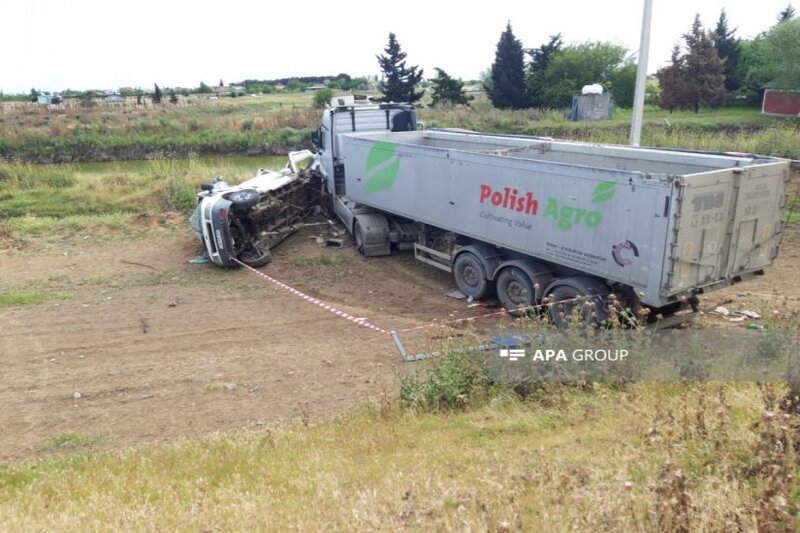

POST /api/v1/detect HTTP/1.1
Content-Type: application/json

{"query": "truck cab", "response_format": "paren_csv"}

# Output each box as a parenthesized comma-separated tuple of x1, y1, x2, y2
(314, 102, 417, 196)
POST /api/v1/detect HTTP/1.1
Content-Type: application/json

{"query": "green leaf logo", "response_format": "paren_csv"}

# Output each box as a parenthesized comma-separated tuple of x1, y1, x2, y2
(364, 142, 400, 193)
(592, 181, 616, 203)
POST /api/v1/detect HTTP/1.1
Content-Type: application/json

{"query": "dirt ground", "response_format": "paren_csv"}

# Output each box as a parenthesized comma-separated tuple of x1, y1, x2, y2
(1, 217, 799, 463)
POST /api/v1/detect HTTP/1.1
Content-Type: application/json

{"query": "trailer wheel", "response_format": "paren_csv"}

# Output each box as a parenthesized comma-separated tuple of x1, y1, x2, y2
(453, 252, 491, 300)
(497, 267, 536, 316)
(546, 278, 609, 328)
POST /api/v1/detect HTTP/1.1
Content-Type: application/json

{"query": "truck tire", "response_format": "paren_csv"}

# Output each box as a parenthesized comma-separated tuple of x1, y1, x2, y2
(496, 267, 536, 316)
(227, 189, 260, 209)
(453, 252, 491, 300)
(353, 220, 365, 254)
(545, 277, 609, 328)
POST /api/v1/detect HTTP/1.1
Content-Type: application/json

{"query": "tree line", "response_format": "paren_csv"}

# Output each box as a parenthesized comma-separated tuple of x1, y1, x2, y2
(658, 6, 799, 111)
(375, 4, 799, 112)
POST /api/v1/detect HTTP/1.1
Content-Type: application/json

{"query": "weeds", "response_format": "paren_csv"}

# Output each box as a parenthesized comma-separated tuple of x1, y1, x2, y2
(43, 433, 96, 451)
(399, 347, 491, 411)
(652, 462, 691, 533)
(290, 255, 345, 267)
(752, 384, 799, 531)
(0, 290, 68, 307)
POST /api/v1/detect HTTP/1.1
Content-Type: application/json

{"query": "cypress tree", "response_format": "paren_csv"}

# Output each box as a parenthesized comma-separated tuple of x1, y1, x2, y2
(488, 22, 527, 109)
(376, 33, 424, 103)
(525, 34, 563, 108)
(152, 83, 163, 104)
(430, 68, 472, 106)
(683, 15, 726, 112)
(714, 9, 742, 93)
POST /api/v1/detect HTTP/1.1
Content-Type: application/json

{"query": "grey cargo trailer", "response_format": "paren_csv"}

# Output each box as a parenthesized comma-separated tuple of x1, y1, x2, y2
(335, 129, 788, 314)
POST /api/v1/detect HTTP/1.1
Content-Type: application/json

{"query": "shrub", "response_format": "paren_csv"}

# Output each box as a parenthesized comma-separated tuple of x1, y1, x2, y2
(399, 348, 491, 411)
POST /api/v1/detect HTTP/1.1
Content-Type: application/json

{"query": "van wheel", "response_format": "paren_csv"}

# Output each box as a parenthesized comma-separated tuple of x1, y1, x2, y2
(227, 189, 260, 209)
(453, 252, 491, 300)
(238, 245, 272, 268)
(497, 267, 535, 316)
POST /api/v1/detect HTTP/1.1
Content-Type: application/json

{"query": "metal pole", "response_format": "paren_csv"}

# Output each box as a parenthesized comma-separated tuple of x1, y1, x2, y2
(630, 0, 653, 147)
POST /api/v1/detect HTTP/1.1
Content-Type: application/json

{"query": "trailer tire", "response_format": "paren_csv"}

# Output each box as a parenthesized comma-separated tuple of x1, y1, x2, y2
(453, 252, 491, 300)
(545, 277, 609, 328)
(497, 267, 536, 317)
(226, 189, 260, 209)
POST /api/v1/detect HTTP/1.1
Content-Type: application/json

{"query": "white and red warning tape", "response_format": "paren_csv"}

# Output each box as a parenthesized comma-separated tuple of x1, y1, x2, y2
(231, 258, 607, 361)
(232, 257, 583, 342)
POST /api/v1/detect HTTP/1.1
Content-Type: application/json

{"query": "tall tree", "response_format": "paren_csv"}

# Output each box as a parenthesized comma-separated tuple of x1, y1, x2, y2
(656, 45, 691, 112)
(756, 18, 800, 89)
(609, 63, 638, 108)
(778, 4, 796, 22)
(488, 22, 527, 109)
(683, 15, 726, 112)
(525, 34, 563, 108)
(429, 68, 472, 106)
(29, 88, 40, 102)
(152, 83, 163, 104)
(376, 33, 424, 103)
(540, 42, 627, 108)
(714, 9, 742, 94)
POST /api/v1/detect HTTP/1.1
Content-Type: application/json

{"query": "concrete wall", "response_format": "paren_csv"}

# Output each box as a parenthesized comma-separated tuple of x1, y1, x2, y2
(571, 94, 614, 121)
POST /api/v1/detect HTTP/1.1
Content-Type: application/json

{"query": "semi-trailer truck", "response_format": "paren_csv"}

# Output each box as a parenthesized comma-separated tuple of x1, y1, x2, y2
(197, 102, 790, 325)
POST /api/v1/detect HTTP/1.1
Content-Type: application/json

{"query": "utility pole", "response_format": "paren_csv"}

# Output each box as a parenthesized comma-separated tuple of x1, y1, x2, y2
(630, 0, 653, 147)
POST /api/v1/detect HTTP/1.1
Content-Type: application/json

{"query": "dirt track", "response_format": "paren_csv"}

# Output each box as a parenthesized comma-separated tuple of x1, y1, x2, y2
(0, 219, 476, 462)
(1, 217, 799, 462)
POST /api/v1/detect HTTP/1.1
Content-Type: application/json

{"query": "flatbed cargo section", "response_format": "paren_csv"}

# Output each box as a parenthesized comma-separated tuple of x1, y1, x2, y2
(338, 130, 788, 309)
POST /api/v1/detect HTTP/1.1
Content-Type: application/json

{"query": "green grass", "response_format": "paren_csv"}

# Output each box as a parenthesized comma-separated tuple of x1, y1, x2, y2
(0, 383, 794, 530)
(2, 94, 798, 163)
(0, 290, 69, 308)
(43, 434, 97, 451)
(419, 101, 800, 159)
(0, 157, 274, 220)
(8, 213, 129, 237)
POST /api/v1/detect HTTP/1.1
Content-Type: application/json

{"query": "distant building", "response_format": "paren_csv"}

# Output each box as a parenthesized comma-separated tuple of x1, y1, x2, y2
(36, 92, 64, 105)
(213, 85, 245, 97)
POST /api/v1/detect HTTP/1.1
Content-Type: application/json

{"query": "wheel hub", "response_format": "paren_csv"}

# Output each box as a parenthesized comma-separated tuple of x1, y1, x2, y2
(463, 265, 479, 287)
(507, 280, 529, 305)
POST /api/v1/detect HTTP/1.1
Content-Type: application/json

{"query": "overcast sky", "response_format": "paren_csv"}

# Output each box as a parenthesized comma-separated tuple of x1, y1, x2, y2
(1, 0, 793, 93)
